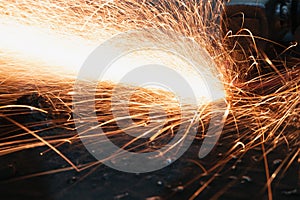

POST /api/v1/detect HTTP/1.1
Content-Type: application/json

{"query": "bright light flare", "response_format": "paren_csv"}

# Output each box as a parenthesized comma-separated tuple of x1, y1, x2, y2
(0, 18, 224, 105)
(102, 49, 225, 105)
(0, 18, 95, 75)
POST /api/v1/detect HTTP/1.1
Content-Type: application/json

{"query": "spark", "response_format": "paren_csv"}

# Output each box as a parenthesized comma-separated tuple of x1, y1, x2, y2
(0, 0, 299, 199)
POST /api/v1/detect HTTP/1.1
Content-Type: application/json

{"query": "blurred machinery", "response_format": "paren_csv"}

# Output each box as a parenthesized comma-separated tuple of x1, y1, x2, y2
(223, 0, 300, 52)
